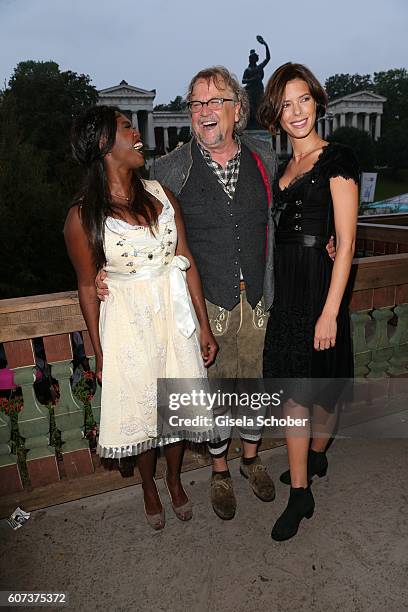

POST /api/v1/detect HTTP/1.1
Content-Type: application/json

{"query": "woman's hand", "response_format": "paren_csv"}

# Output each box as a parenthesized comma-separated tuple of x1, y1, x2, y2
(95, 355, 103, 385)
(200, 328, 218, 367)
(314, 312, 337, 351)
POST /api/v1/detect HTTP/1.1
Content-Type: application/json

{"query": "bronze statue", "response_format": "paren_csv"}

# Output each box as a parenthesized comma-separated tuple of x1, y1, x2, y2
(242, 35, 271, 129)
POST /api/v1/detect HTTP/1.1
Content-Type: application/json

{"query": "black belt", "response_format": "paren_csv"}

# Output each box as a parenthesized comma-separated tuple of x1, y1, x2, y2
(276, 233, 327, 248)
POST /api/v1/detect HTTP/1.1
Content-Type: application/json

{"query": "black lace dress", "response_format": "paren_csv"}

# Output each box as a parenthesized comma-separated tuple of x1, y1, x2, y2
(263, 142, 359, 406)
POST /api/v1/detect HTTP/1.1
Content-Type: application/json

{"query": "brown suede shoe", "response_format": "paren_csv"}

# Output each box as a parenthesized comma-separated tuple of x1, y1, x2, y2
(240, 456, 275, 502)
(210, 473, 236, 520)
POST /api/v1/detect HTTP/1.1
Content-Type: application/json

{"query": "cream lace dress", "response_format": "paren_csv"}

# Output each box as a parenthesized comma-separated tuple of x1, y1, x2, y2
(97, 180, 209, 458)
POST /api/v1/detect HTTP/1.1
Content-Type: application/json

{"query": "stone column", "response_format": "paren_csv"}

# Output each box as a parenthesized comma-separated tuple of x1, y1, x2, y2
(317, 119, 323, 137)
(325, 117, 331, 138)
(163, 127, 169, 152)
(375, 114, 382, 140)
(352, 113, 358, 128)
(364, 113, 371, 135)
(333, 115, 338, 132)
(340, 113, 346, 127)
(131, 112, 139, 130)
(146, 112, 156, 150)
(275, 132, 281, 155)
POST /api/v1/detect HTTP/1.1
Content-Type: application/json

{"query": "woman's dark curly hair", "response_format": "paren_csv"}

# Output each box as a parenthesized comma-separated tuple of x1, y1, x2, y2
(258, 62, 328, 134)
(71, 105, 157, 269)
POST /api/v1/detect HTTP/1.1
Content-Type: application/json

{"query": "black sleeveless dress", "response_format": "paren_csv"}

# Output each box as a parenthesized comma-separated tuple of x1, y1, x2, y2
(263, 142, 359, 406)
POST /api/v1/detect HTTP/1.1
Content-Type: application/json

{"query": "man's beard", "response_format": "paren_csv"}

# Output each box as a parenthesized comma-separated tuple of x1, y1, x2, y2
(195, 128, 224, 149)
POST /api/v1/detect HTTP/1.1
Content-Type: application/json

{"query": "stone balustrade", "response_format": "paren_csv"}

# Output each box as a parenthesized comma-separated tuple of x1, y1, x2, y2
(0, 293, 99, 495)
(350, 253, 408, 377)
(356, 216, 408, 256)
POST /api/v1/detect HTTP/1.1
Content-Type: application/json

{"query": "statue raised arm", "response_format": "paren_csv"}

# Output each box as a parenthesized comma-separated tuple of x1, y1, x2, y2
(242, 35, 271, 129)
(255, 35, 271, 69)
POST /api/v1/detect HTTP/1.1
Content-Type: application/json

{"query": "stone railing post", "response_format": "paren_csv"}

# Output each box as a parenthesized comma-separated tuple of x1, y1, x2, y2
(4, 340, 60, 488)
(351, 311, 372, 377)
(0, 410, 23, 495)
(367, 309, 394, 377)
(389, 303, 408, 375)
(44, 335, 94, 478)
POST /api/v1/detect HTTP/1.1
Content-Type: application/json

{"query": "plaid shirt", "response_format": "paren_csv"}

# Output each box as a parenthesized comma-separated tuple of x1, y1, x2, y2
(197, 137, 241, 199)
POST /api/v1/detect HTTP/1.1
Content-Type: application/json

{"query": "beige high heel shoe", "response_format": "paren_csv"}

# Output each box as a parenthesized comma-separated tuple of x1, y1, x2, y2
(143, 480, 165, 531)
(164, 471, 193, 521)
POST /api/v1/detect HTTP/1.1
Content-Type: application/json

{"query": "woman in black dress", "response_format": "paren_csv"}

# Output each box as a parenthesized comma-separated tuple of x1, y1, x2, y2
(258, 63, 359, 541)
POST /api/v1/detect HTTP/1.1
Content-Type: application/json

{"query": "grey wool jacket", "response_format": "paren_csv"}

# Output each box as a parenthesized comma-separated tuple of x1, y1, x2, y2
(150, 133, 279, 310)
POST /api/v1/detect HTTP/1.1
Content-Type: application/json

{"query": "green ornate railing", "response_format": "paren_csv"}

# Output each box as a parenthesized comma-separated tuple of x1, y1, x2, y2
(350, 252, 408, 377)
(0, 293, 101, 495)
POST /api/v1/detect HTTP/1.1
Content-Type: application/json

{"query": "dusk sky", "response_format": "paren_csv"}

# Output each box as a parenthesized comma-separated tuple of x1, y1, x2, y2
(1, 0, 407, 104)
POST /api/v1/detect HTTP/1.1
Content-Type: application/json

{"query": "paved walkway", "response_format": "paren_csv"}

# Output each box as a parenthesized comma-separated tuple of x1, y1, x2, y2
(1, 439, 407, 612)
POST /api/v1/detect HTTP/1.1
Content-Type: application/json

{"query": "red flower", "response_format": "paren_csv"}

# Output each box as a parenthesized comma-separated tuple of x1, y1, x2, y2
(0, 395, 23, 416)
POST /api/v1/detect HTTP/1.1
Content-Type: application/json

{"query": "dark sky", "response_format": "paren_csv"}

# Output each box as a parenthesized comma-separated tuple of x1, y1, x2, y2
(1, 0, 407, 104)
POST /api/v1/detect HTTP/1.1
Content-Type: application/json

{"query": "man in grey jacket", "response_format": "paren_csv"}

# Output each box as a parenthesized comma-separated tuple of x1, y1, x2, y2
(151, 66, 277, 520)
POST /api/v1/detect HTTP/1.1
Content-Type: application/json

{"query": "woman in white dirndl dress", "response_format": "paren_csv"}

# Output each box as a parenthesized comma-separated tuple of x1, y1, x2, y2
(65, 105, 218, 530)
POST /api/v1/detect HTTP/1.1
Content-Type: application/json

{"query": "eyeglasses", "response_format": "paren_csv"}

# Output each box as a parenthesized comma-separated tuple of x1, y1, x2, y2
(187, 97, 235, 113)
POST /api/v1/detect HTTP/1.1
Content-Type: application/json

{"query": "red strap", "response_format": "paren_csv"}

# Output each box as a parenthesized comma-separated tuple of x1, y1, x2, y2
(251, 151, 272, 207)
(251, 151, 272, 260)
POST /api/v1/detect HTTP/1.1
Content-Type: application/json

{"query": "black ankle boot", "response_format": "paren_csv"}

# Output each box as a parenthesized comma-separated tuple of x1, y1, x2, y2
(279, 449, 328, 485)
(271, 486, 315, 541)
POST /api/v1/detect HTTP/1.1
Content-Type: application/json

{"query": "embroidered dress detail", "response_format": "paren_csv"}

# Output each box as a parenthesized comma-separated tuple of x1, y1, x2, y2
(98, 180, 212, 458)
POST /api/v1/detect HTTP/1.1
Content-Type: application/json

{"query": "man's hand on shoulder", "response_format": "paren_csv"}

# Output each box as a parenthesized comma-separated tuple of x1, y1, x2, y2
(95, 269, 109, 301)
(326, 235, 336, 260)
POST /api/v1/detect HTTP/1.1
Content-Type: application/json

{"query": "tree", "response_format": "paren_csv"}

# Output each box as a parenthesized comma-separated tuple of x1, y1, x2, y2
(376, 118, 408, 171)
(373, 68, 408, 133)
(1, 61, 98, 178)
(154, 95, 185, 111)
(177, 126, 191, 145)
(0, 113, 75, 297)
(325, 73, 373, 100)
(0, 60, 97, 298)
(328, 127, 376, 170)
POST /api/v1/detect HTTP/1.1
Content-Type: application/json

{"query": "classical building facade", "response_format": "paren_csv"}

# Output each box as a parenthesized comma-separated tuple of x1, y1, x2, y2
(320, 91, 387, 141)
(98, 80, 157, 150)
(152, 111, 190, 153)
(97, 80, 189, 154)
(98, 82, 387, 157)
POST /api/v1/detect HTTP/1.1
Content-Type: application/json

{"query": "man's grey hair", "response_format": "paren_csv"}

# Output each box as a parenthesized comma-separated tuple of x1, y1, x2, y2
(186, 66, 249, 133)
